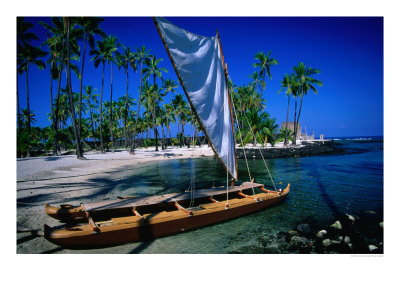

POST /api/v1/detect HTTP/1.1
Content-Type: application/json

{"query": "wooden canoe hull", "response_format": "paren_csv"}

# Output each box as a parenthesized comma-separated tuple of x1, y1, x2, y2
(45, 182, 265, 221)
(44, 184, 290, 249)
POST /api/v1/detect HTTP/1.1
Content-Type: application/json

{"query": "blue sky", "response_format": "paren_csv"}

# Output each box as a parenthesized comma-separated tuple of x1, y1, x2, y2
(18, 16, 383, 138)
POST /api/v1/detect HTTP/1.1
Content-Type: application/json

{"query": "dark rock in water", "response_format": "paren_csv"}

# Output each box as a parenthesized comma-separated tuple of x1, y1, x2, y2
(316, 229, 327, 239)
(235, 140, 342, 159)
(368, 245, 378, 252)
(290, 236, 313, 253)
(288, 230, 299, 237)
(322, 239, 332, 248)
(330, 220, 342, 230)
(297, 223, 311, 234)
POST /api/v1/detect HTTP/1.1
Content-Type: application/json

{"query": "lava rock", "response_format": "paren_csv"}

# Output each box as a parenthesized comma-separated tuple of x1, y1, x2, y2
(368, 245, 378, 252)
(297, 223, 311, 234)
(322, 239, 332, 248)
(330, 221, 342, 230)
(316, 229, 327, 238)
(290, 236, 313, 253)
(346, 214, 356, 224)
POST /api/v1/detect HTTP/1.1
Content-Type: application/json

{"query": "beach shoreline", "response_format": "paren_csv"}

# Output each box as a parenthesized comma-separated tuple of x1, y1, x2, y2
(17, 141, 339, 253)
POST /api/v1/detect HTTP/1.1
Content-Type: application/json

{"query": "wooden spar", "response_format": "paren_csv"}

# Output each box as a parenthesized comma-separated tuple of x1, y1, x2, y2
(82, 182, 264, 212)
(152, 17, 237, 181)
(216, 30, 238, 180)
(238, 191, 260, 202)
(174, 201, 193, 216)
(82, 206, 100, 233)
(132, 207, 144, 219)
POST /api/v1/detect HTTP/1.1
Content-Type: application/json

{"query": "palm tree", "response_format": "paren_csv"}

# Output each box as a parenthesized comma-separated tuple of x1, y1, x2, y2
(259, 113, 279, 147)
(17, 17, 39, 136)
(130, 46, 151, 154)
(278, 73, 297, 146)
(116, 45, 137, 149)
(237, 107, 263, 146)
(162, 79, 178, 101)
(63, 17, 85, 159)
(292, 62, 323, 144)
(172, 94, 190, 148)
(103, 35, 119, 152)
(40, 17, 80, 156)
(17, 44, 46, 157)
(74, 17, 105, 141)
(253, 51, 278, 98)
(143, 55, 167, 151)
(84, 85, 99, 149)
(156, 105, 167, 149)
(90, 36, 115, 153)
(164, 103, 176, 143)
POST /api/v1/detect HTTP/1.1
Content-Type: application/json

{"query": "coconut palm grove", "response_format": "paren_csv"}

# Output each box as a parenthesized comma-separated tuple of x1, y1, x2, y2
(17, 16, 384, 159)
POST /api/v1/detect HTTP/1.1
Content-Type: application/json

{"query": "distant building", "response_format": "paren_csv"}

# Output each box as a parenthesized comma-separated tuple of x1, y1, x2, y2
(281, 122, 301, 138)
(280, 122, 315, 140)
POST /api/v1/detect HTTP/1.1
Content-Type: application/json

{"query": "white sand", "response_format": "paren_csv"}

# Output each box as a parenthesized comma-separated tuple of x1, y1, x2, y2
(16, 145, 214, 254)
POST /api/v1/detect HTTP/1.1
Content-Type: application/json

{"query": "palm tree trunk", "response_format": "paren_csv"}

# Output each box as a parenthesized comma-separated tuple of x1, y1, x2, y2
(110, 60, 114, 152)
(296, 89, 304, 143)
(88, 98, 97, 150)
(152, 75, 158, 152)
(182, 121, 186, 148)
(130, 60, 144, 154)
(26, 62, 30, 157)
(17, 72, 21, 136)
(284, 95, 290, 146)
(78, 31, 88, 140)
(99, 62, 105, 153)
(49, 61, 55, 153)
(178, 120, 182, 148)
(292, 96, 298, 145)
(53, 53, 64, 156)
(123, 69, 129, 149)
(65, 17, 84, 159)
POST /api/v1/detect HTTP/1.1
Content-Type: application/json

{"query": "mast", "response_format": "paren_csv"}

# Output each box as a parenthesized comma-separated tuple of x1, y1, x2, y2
(216, 30, 238, 180)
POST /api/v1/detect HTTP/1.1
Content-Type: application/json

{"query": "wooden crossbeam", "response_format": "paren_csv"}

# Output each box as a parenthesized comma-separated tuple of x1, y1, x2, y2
(174, 201, 193, 216)
(209, 196, 229, 209)
(260, 187, 279, 194)
(132, 207, 144, 219)
(238, 191, 260, 202)
(82, 206, 100, 233)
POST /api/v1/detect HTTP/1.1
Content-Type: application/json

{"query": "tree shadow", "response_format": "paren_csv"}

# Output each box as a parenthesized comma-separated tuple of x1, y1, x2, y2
(309, 166, 341, 219)
(40, 247, 63, 254)
(128, 240, 155, 254)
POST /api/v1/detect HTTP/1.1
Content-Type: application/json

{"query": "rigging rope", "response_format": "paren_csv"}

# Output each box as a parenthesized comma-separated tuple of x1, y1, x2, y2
(231, 96, 256, 196)
(189, 108, 196, 208)
(228, 77, 277, 191)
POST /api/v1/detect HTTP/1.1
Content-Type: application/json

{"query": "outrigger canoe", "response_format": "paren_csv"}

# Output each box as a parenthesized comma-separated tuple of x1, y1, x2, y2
(44, 183, 290, 248)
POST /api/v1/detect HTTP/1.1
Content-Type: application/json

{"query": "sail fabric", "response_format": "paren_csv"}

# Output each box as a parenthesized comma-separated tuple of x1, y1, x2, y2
(154, 17, 237, 179)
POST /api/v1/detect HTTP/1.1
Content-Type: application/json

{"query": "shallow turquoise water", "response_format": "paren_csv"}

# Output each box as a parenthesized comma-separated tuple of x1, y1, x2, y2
(101, 138, 383, 253)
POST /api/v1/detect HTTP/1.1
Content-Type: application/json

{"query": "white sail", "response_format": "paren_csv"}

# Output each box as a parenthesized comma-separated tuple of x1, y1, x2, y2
(154, 17, 237, 180)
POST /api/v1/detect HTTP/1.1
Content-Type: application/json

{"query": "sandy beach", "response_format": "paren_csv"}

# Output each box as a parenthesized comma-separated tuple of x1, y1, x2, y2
(16, 141, 329, 253)
(17, 145, 214, 254)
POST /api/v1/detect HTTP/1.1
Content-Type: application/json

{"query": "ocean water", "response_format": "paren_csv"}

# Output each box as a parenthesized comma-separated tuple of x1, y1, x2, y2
(105, 137, 384, 253)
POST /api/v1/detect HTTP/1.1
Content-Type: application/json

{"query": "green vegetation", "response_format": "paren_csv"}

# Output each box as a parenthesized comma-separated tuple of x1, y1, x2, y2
(16, 17, 322, 158)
